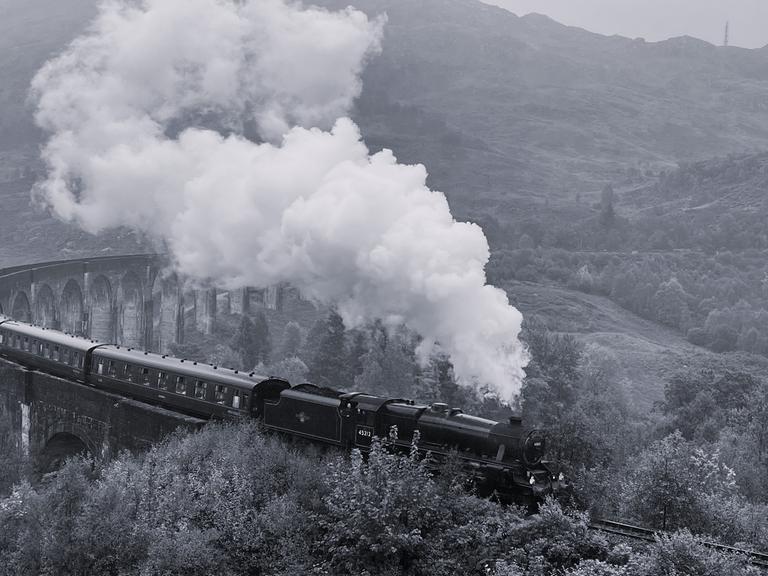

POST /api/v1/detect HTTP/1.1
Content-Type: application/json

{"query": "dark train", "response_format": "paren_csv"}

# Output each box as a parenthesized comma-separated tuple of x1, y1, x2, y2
(0, 316, 562, 504)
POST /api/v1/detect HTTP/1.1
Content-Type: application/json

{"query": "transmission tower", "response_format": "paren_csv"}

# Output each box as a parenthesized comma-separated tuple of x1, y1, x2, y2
(724, 21, 729, 47)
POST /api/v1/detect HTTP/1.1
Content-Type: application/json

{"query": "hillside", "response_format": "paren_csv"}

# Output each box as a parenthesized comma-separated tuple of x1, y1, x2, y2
(508, 280, 768, 412)
(322, 0, 768, 221)
(4, 0, 768, 250)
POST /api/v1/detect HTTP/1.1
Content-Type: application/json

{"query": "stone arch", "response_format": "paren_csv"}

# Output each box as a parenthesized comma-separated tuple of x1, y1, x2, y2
(89, 275, 114, 342)
(117, 271, 144, 348)
(151, 273, 180, 353)
(11, 291, 31, 322)
(38, 432, 91, 474)
(60, 279, 85, 336)
(34, 283, 57, 328)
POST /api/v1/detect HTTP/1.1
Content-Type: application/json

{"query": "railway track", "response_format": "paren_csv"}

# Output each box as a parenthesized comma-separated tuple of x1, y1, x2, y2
(590, 519, 768, 569)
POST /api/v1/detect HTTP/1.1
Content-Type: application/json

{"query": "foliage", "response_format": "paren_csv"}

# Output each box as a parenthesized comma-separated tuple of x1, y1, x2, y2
(278, 321, 302, 360)
(230, 313, 271, 370)
(262, 355, 309, 384)
(308, 310, 348, 388)
(625, 530, 760, 576)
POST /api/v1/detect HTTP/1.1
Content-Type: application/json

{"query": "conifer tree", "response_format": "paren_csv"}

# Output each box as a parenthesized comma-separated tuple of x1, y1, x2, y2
(252, 311, 271, 366)
(231, 315, 258, 370)
(279, 321, 302, 360)
(308, 310, 347, 387)
(231, 312, 271, 370)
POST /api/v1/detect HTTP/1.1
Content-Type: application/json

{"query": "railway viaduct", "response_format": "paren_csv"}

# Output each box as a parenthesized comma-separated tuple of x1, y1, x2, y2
(0, 253, 248, 353)
(0, 253, 282, 474)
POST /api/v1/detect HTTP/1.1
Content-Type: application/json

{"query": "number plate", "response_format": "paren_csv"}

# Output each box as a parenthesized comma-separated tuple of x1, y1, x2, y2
(356, 425, 374, 446)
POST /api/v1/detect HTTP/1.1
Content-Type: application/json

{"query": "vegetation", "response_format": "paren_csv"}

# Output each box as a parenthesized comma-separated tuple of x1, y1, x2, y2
(0, 423, 761, 576)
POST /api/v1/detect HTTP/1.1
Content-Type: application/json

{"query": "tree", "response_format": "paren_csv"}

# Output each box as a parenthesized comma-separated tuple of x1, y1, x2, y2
(301, 317, 327, 365)
(652, 277, 690, 330)
(230, 313, 271, 370)
(231, 315, 258, 369)
(308, 310, 347, 388)
(521, 324, 582, 428)
(599, 184, 615, 227)
(252, 311, 271, 366)
(264, 356, 308, 384)
(621, 432, 735, 531)
(279, 321, 302, 360)
(345, 329, 367, 385)
(354, 326, 417, 397)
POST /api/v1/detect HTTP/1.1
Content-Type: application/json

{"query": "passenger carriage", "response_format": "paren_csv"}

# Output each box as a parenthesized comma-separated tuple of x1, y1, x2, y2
(89, 346, 287, 420)
(0, 318, 100, 381)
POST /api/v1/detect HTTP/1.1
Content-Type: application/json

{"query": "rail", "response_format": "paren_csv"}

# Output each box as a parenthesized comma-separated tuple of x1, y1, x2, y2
(589, 518, 768, 569)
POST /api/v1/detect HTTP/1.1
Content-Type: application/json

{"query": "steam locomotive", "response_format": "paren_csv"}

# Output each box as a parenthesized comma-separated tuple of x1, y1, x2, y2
(0, 316, 562, 504)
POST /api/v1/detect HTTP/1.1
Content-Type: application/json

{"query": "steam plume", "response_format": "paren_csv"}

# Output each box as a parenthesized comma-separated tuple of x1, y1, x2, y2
(31, 0, 529, 398)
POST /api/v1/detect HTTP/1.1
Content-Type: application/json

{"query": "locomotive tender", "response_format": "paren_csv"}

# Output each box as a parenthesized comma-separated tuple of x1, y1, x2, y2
(0, 316, 561, 504)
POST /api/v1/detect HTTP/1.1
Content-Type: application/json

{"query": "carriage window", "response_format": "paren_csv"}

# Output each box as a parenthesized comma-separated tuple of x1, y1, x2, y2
(124, 364, 134, 382)
(54, 346, 60, 362)
(97, 360, 104, 375)
(107, 360, 117, 377)
(141, 367, 150, 385)
(194, 380, 207, 399)
(158, 371, 168, 390)
(37, 341, 43, 355)
(175, 376, 187, 395)
(232, 390, 241, 409)
(214, 384, 226, 404)
(0, 332, 4, 344)
(44, 343, 51, 358)
(14, 335, 19, 348)
(76, 353, 83, 369)
(23, 337, 29, 352)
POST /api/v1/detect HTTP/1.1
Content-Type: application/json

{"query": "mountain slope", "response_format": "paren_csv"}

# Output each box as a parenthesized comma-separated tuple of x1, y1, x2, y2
(321, 0, 768, 218)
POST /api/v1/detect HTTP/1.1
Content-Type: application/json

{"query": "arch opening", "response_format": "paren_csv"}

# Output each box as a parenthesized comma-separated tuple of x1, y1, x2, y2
(39, 432, 90, 474)
(11, 292, 31, 322)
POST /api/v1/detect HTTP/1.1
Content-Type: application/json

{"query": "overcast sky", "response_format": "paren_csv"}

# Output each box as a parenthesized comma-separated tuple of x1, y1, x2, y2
(482, 0, 768, 48)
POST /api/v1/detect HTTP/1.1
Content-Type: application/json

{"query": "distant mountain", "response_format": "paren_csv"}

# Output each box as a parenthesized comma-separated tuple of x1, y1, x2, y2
(3, 0, 768, 260)
(314, 0, 768, 220)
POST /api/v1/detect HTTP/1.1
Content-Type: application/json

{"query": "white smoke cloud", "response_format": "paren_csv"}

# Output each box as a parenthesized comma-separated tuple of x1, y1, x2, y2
(31, 0, 529, 397)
